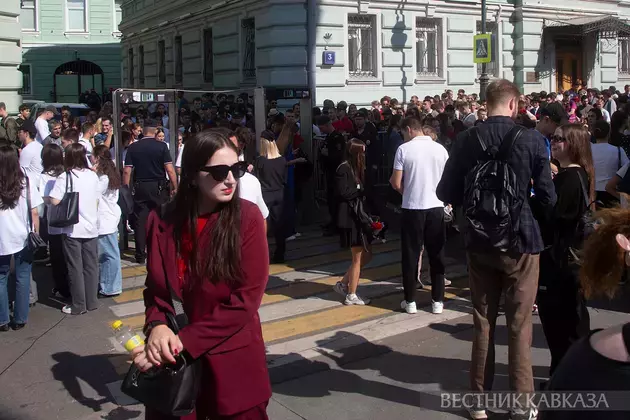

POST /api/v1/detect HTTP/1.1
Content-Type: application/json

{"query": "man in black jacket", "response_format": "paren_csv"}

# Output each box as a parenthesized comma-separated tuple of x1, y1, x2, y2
(318, 115, 346, 235)
(437, 79, 556, 420)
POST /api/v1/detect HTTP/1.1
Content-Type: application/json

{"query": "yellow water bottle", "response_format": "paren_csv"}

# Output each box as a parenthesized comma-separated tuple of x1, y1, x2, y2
(111, 320, 145, 352)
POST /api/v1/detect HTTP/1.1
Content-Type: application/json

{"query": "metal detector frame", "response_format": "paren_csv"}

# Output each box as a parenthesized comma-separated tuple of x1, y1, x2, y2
(112, 87, 267, 168)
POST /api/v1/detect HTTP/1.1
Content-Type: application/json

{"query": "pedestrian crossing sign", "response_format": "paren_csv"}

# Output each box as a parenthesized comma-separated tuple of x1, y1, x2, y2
(473, 34, 492, 64)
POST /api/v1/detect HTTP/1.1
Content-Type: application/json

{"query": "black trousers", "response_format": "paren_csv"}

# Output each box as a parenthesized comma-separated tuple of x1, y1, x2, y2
(401, 207, 446, 303)
(263, 190, 286, 261)
(133, 180, 169, 260)
(49, 234, 70, 297)
(326, 172, 338, 228)
(538, 252, 591, 376)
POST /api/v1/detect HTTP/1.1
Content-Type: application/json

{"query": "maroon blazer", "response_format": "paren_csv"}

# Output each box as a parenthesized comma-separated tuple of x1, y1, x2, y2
(143, 199, 271, 417)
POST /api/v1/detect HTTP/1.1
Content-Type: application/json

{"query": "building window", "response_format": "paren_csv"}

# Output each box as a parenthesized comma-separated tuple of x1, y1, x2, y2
(138, 45, 145, 87)
(242, 18, 256, 81)
(203, 28, 214, 83)
(416, 18, 442, 78)
(114, 0, 122, 33)
(348, 14, 377, 78)
(174, 36, 183, 83)
(158, 40, 166, 84)
(18, 64, 32, 95)
(128, 48, 134, 86)
(619, 37, 630, 74)
(66, 0, 87, 32)
(20, 0, 37, 31)
(476, 21, 499, 78)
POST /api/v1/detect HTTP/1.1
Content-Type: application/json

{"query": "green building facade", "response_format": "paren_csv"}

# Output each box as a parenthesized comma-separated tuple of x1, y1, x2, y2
(20, 0, 122, 103)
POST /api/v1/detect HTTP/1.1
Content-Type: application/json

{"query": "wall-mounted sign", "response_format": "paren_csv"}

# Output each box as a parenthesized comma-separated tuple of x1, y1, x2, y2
(323, 51, 336, 66)
(473, 34, 492, 64)
(266, 88, 311, 100)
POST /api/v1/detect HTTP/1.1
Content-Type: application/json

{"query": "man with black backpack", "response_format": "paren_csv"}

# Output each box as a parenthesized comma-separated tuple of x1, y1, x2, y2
(437, 79, 556, 420)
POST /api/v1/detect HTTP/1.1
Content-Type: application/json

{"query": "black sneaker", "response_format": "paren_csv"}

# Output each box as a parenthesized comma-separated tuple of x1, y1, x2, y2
(0, 324, 9, 332)
(11, 323, 25, 331)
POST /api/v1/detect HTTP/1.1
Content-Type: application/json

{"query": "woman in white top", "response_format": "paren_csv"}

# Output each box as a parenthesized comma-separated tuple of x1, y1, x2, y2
(49, 143, 100, 315)
(39, 144, 70, 300)
(0, 146, 43, 331)
(93, 145, 123, 297)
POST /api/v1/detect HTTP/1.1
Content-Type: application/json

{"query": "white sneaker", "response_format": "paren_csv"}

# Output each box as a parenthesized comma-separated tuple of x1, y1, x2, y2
(421, 278, 452, 286)
(61, 305, 72, 314)
(344, 293, 370, 305)
(400, 300, 417, 314)
(468, 408, 488, 419)
(333, 281, 348, 296)
(511, 407, 538, 420)
(432, 301, 444, 314)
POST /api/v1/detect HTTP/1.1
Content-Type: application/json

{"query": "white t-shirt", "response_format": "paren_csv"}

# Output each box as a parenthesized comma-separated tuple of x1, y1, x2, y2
(0, 177, 43, 256)
(96, 175, 122, 236)
(19, 141, 43, 191)
(39, 173, 64, 236)
(591, 143, 629, 191)
(35, 117, 50, 144)
(50, 169, 99, 239)
(176, 144, 184, 168)
(619, 163, 630, 208)
(393, 136, 449, 210)
(239, 172, 269, 218)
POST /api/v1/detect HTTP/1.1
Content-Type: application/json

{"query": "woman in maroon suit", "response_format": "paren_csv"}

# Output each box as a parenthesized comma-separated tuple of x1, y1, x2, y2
(131, 129, 271, 419)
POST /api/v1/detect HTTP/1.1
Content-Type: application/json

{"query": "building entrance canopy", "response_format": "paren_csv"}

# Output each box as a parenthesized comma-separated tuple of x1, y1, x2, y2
(544, 15, 630, 39)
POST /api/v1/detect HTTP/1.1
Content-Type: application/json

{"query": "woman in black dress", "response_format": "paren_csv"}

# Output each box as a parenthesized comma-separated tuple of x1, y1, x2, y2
(255, 136, 287, 263)
(333, 138, 373, 306)
(538, 123, 595, 377)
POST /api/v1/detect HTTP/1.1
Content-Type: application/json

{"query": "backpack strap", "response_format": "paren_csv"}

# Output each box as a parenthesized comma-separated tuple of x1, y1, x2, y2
(496, 126, 525, 162)
(469, 127, 488, 154)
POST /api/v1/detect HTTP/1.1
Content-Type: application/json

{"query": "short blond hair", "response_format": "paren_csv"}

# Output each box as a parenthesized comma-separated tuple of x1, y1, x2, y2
(260, 138, 281, 159)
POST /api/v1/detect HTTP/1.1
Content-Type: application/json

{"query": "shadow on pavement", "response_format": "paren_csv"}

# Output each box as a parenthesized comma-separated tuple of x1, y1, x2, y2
(271, 331, 545, 419)
(51, 351, 120, 412)
(428, 321, 549, 350)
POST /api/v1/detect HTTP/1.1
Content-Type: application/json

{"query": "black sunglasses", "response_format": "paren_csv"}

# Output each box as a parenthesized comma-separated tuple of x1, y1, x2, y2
(200, 161, 248, 182)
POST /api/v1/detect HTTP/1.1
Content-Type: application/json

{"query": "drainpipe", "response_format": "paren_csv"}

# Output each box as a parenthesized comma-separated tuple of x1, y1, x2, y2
(307, 0, 317, 106)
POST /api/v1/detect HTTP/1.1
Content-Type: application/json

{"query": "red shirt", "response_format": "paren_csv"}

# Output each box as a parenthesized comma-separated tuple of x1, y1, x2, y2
(177, 215, 211, 286)
(333, 116, 354, 133)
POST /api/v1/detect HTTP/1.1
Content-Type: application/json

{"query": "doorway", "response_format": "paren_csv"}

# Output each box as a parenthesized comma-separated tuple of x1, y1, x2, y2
(556, 49, 583, 92)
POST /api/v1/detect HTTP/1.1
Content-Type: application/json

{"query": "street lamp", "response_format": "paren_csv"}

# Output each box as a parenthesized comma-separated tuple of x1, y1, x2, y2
(479, 0, 489, 101)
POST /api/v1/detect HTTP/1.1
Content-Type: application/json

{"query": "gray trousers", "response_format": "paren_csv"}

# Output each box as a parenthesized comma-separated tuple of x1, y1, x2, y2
(62, 236, 98, 313)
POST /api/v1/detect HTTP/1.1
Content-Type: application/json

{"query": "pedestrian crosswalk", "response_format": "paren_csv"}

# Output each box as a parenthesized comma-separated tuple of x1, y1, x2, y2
(107, 228, 471, 379)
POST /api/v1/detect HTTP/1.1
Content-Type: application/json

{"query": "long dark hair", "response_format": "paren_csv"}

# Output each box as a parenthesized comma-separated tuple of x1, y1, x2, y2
(559, 124, 596, 207)
(41, 144, 64, 177)
(346, 138, 366, 184)
(64, 143, 89, 170)
(93, 145, 121, 190)
(172, 129, 242, 287)
(0, 146, 25, 210)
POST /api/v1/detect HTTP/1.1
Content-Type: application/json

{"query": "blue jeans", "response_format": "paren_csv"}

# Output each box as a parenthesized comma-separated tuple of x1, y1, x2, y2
(98, 233, 122, 296)
(0, 248, 32, 325)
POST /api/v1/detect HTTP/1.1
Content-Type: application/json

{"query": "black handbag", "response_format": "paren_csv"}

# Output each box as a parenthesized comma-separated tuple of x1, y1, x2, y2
(24, 175, 47, 253)
(48, 171, 79, 228)
(120, 269, 202, 416)
(117, 185, 134, 218)
(568, 170, 596, 267)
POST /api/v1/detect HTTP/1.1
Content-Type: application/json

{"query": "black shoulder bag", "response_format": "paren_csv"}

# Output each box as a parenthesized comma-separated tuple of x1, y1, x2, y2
(24, 175, 47, 253)
(568, 170, 596, 267)
(48, 171, 80, 228)
(121, 257, 202, 416)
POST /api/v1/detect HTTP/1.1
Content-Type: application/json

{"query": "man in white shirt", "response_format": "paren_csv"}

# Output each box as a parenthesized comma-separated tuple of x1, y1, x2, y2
(18, 120, 43, 191)
(35, 105, 58, 144)
(390, 117, 449, 315)
(78, 122, 95, 164)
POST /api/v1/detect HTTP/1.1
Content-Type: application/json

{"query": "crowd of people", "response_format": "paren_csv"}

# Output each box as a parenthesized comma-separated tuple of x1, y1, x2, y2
(0, 78, 630, 419)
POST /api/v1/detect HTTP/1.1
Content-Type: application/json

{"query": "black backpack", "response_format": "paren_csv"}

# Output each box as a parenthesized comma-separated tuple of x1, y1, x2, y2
(618, 165, 630, 195)
(464, 126, 525, 252)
